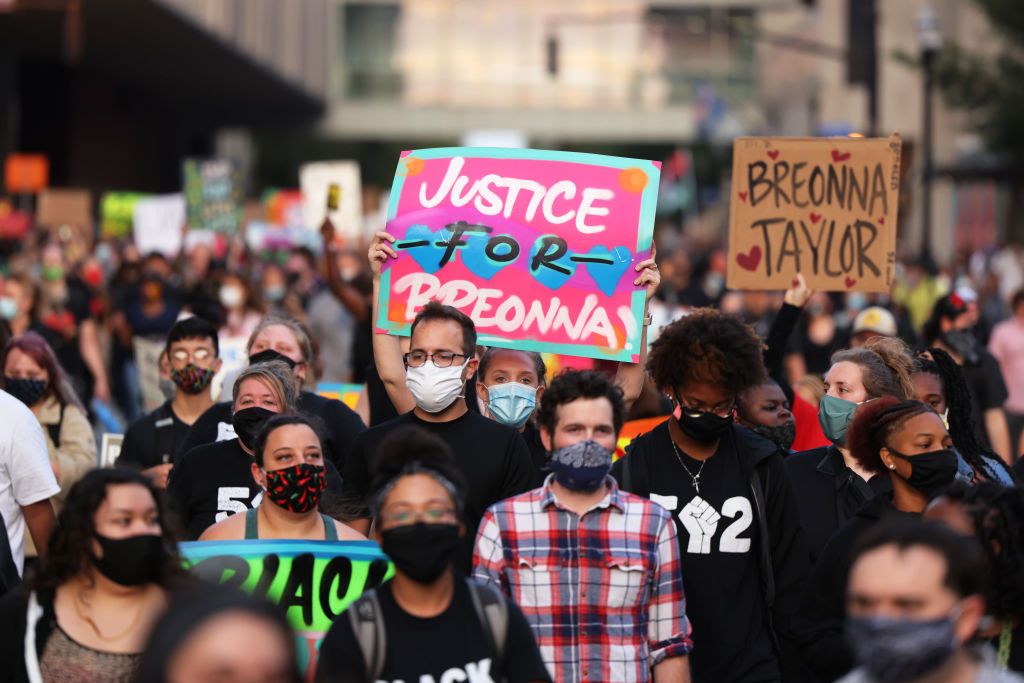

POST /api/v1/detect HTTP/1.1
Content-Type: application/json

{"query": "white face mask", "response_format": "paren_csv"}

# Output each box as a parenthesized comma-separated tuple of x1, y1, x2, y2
(406, 361, 467, 413)
(219, 285, 245, 309)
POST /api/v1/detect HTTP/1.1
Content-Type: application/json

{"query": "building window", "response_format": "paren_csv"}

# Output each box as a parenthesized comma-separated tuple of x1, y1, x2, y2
(342, 3, 402, 99)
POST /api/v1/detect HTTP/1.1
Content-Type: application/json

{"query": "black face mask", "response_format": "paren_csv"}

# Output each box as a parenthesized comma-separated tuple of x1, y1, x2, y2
(4, 378, 48, 407)
(379, 523, 461, 584)
(92, 533, 163, 586)
(248, 348, 298, 370)
(941, 330, 978, 364)
(889, 447, 959, 500)
(232, 407, 276, 451)
(745, 421, 797, 452)
(677, 409, 733, 443)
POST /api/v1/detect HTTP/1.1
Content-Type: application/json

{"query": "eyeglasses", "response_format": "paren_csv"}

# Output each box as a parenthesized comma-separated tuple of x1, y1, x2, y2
(679, 401, 735, 418)
(403, 351, 467, 368)
(170, 348, 213, 364)
(379, 506, 457, 527)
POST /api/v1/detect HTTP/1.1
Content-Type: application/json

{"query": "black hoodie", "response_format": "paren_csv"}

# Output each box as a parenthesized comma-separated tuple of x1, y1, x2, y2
(794, 494, 918, 682)
(613, 422, 811, 682)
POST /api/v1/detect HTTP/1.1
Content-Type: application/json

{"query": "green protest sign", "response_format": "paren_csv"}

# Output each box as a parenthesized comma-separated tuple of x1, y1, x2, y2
(181, 540, 393, 677)
(182, 158, 243, 233)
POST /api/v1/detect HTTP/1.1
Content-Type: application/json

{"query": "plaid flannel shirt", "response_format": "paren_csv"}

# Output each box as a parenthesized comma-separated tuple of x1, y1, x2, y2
(473, 475, 692, 683)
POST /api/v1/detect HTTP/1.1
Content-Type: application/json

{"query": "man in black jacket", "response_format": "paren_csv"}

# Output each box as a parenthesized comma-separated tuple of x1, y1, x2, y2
(613, 309, 811, 683)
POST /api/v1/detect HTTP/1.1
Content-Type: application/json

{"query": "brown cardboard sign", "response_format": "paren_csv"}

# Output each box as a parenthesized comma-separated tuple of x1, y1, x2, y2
(727, 135, 901, 292)
(36, 188, 93, 229)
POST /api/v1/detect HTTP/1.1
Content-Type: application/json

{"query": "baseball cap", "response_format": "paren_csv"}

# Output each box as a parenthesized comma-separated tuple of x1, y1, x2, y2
(852, 306, 897, 337)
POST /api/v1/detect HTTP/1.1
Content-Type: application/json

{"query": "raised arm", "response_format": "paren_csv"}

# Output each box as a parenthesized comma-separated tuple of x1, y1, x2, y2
(616, 246, 660, 409)
(368, 231, 415, 414)
(321, 219, 371, 323)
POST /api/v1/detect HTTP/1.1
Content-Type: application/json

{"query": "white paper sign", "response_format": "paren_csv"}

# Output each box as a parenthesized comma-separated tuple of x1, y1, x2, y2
(133, 194, 186, 256)
(299, 161, 363, 238)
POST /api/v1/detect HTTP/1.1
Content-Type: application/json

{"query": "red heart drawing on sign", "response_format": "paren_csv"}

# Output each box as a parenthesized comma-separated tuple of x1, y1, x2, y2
(736, 246, 762, 272)
(767, 150, 780, 160)
(845, 276, 857, 288)
(738, 191, 748, 203)
(831, 150, 852, 163)
(810, 212, 822, 224)
(878, 216, 885, 225)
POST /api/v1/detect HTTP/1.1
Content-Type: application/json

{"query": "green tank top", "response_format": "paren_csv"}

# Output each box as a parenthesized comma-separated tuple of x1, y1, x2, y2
(243, 507, 339, 541)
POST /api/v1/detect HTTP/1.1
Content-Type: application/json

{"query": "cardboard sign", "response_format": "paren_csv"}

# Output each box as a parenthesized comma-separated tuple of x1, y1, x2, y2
(100, 192, 150, 238)
(377, 148, 660, 363)
(263, 188, 305, 229)
(133, 336, 168, 412)
(4, 154, 48, 193)
(182, 540, 393, 677)
(727, 135, 901, 292)
(316, 382, 363, 411)
(36, 188, 92, 229)
(300, 161, 363, 238)
(99, 433, 124, 467)
(183, 158, 243, 233)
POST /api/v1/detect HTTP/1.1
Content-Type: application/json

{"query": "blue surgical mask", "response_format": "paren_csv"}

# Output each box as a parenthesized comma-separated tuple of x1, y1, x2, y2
(0, 297, 17, 320)
(486, 382, 537, 429)
(819, 394, 860, 447)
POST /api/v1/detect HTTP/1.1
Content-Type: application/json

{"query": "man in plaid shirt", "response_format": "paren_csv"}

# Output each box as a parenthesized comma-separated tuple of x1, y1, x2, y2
(473, 370, 693, 683)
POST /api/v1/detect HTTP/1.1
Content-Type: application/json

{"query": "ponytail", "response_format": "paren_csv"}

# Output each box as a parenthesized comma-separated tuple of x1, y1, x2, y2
(831, 336, 914, 400)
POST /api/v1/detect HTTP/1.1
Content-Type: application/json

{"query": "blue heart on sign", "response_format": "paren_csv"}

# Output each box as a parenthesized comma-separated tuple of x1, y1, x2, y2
(459, 231, 511, 281)
(529, 237, 576, 290)
(397, 224, 444, 274)
(582, 245, 632, 296)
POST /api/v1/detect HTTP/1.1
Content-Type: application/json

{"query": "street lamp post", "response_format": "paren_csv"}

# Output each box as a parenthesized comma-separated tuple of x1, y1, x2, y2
(918, 5, 942, 270)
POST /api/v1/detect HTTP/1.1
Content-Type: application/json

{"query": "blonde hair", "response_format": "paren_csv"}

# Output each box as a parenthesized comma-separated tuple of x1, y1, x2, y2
(232, 360, 298, 412)
(830, 336, 915, 400)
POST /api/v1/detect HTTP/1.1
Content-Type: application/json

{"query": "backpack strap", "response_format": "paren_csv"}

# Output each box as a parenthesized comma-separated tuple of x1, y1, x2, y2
(467, 579, 509, 675)
(153, 403, 176, 464)
(347, 589, 387, 681)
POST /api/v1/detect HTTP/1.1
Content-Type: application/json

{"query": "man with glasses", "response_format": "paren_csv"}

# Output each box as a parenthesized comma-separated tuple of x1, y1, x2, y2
(118, 316, 221, 487)
(474, 370, 693, 682)
(612, 309, 810, 683)
(342, 300, 535, 571)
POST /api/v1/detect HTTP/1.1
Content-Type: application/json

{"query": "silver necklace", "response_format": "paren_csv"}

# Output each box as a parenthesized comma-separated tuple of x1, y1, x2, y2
(670, 438, 707, 494)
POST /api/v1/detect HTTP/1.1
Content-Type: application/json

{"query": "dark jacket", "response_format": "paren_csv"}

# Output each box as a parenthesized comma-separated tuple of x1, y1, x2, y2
(0, 586, 56, 683)
(616, 425, 812, 681)
(784, 446, 892, 565)
(795, 494, 918, 682)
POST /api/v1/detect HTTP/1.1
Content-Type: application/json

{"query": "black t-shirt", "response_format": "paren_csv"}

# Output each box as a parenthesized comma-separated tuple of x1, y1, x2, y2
(785, 317, 851, 378)
(118, 400, 193, 469)
(522, 423, 548, 487)
(612, 422, 778, 683)
(167, 438, 344, 539)
(343, 411, 536, 571)
(315, 577, 551, 683)
(176, 392, 366, 471)
(962, 349, 1009, 451)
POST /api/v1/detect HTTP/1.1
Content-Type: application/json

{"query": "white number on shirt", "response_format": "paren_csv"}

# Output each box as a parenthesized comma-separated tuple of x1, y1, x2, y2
(668, 495, 754, 555)
(215, 487, 263, 522)
(718, 497, 753, 553)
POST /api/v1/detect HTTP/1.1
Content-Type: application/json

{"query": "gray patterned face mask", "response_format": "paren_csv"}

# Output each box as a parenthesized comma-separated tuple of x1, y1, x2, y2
(549, 439, 613, 491)
(846, 610, 960, 683)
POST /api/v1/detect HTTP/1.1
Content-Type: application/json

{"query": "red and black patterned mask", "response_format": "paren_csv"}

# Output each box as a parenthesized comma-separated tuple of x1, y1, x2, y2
(263, 463, 326, 513)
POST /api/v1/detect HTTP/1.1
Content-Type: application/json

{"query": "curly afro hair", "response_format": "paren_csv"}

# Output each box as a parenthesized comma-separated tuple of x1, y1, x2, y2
(847, 397, 935, 475)
(647, 308, 766, 396)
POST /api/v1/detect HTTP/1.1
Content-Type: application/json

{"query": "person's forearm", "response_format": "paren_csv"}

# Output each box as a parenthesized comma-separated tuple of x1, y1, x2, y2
(985, 408, 1012, 465)
(79, 320, 108, 387)
(765, 303, 802, 378)
(653, 655, 689, 683)
(371, 279, 415, 413)
(22, 499, 56, 557)
(323, 244, 371, 322)
(616, 308, 650, 409)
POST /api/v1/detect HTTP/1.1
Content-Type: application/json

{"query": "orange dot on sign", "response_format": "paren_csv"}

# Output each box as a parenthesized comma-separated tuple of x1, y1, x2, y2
(619, 167, 648, 193)
(403, 157, 424, 176)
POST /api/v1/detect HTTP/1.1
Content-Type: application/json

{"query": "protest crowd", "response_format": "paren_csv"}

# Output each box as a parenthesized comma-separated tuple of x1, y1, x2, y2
(0, 143, 1023, 683)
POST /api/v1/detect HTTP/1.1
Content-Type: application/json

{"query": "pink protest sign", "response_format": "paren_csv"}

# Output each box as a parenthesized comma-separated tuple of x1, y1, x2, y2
(376, 148, 660, 362)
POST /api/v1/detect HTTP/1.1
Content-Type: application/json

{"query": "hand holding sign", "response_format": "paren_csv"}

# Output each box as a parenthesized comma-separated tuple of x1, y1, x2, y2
(784, 273, 813, 308)
(727, 136, 901, 293)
